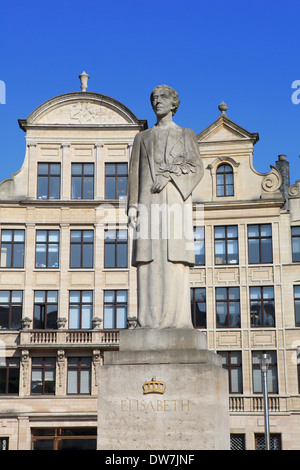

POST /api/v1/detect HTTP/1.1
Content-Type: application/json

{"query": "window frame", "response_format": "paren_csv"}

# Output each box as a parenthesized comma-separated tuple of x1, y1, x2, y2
(219, 351, 243, 394)
(70, 230, 94, 269)
(0, 357, 20, 395)
(248, 224, 273, 264)
(104, 229, 128, 268)
(190, 287, 206, 328)
(194, 226, 205, 266)
(37, 163, 61, 200)
(33, 290, 58, 329)
(250, 286, 275, 327)
(105, 162, 128, 199)
(71, 163, 94, 200)
(0, 229, 25, 268)
(216, 287, 241, 328)
(69, 290, 93, 329)
(67, 357, 92, 395)
(216, 163, 234, 197)
(294, 285, 300, 326)
(214, 225, 239, 265)
(0, 290, 23, 330)
(35, 229, 60, 269)
(31, 357, 56, 395)
(252, 350, 278, 394)
(291, 226, 300, 262)
(103, 290, 128, 329)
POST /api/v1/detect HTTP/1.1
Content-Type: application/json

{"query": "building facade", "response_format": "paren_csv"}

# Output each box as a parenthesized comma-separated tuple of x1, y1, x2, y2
(0, 82, 299, 450)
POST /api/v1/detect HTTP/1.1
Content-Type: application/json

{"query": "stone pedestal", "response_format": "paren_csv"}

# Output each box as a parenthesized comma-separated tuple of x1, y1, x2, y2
(97, 329, 230, 450)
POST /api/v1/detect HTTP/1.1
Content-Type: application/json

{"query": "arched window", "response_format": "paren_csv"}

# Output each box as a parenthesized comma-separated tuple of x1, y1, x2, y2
(216, 164, 234, 196)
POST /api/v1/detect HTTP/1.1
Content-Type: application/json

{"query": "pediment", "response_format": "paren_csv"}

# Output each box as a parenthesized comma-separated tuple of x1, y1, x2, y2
(19, 92, 146, 129)
(197, 115, 259, 144)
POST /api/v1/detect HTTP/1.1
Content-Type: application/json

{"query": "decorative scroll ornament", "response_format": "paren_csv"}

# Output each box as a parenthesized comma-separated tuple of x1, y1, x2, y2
(261, 166, 282, 192)
(289, 181, 300, 198)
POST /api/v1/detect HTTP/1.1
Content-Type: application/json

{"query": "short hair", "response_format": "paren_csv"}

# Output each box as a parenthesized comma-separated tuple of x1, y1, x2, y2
(150, 85, 180, 116)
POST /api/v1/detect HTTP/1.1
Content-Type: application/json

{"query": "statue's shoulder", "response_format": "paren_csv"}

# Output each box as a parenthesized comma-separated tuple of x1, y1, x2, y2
(133, 128, 151, 143)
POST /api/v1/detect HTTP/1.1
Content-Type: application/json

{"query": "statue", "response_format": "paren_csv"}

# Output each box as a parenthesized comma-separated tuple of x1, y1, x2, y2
(127, 85, 204, 328)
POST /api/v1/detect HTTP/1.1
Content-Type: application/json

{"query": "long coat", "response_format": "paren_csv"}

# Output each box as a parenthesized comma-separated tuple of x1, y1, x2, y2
(127, 123, 204, 267)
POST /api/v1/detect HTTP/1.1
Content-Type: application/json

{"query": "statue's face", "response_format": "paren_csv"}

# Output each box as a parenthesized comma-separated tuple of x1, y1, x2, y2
(151, 87, 174, 117)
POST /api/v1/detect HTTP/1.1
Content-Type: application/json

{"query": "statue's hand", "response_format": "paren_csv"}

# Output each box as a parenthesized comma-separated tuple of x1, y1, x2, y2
(151, 175, 170, 193)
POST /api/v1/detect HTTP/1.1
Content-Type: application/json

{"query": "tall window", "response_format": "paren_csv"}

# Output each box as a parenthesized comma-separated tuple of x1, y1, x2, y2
(69, 291, 93, 329)
(248, 224, 273, 264)
(0, 229, 25, 268)
(34, 291, 58, 329)
(214, 226, 238, 265)
(250, 286, 275, 327)
(31, 358, 56, 395)
(0, 291, 22, 329)
(104, 229, 128, 268)
(294, 286, 300, 326)
(292, 226, 300, 262)
(35, 230, 59, 268)
(216, 287, 240, 327)
(71, 163, 94, 199)
(104, 290, 127, 329)
(216, 164, 234, 196)
(105, 163, 128, 199)
(0, 358, 20, 394)
(67, 358, 91, 394)
(70, 230, 94, 268)
(194, 227, 205, 265)
(255, 433, 281, 450)
(219, 351, 243, 393)
(252, 351, 278, 393)
(190, 288, 206, 328)
(37, 163, 61, 199)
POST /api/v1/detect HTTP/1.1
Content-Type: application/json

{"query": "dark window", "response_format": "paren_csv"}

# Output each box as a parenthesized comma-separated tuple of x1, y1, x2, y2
(248, 224, 273, 264)
(105, 163, 128, 199)
(71, 163, 94, 199)
(104, 290, 127, 329)
(31, 358, 56, 395)
(69, 291, 93, 329)
(0, 438, 8, 450)
(35, 230, 59, 268)
(230, 434, 246, 450)
(216, 164, 234, 196)
(0, 291, 22, 329)
(194, 227, 205, 265)
(70, 230, 94, 268)
(31, 428, 97, 451)
(37, 163, 61, 199)
(252, 351, 278, 393)
(255, 433, 281, 450)
(104, 229, 128, 268)
(295, 286, 300, 326)
(0, 229, 25, 268)
(190, 288, 206, 328)
(67, 358, 91, 394)
(0, 358, 20, 394)
(214, 226, 238, 265)
(219, 351, 243, 393)
(292, 226, 300, 262)
(250, 286, 275, 327)
(34, 291, 58, 329)
(216, 287, 240, 327)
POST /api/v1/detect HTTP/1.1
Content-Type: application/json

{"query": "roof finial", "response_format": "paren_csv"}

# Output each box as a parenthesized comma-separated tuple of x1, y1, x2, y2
(218, 101, 228, 115)
(79, 71, 89, 92)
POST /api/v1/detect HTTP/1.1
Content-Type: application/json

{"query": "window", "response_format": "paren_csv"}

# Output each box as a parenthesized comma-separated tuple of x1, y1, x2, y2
(35, 230, 59, 268)
(31, 428, 97, 450)
(216, 164, 234, 196)
(70, 230, 94, 268)
(69, 291, 93, 329)
(250, 286, 275, 327)
(105, 163, 128, 199)
(37, 163, 61, 199)
(230, 434, 246, 450)
(214, 226, 238, 265)
(34, 291, 58, 329)
(248, 224, 273, 264)
(31, 358, 56, 395)
(104, 229, 128, 268)
(194, 227, 205, 265)
(295, 286, 300, 326)
(71, 163, 94, 199)
(216, 287, 240, 327)
(219, 351, 243, 393)
(252, 351, 278, 393)
(104, 290, 127, 329)
(190, 288, 206, 328)
(292, 226, 300, 262)
(67, 358, 91, 394)
(0, 358, 20, 394)
(255, 433, 281, 450)
(0, 229, 25, 268)
(0, 438, 8, 450)
(0, 291, 22, 329)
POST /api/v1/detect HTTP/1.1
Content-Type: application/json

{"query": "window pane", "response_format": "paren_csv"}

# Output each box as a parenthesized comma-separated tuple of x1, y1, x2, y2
(36, 231, 47, 242)
(0, 305, 9, 328)
(48, 244, 59, 268)
(82, 291, 93, 303)
(14, 230, 24, 242)
(248, 239, 260, 263)
(83, 176, 94, 199)
(68, 370, 78, 394)
(80, 369, 90, 394)
(38, 163, 49, 175)
(36, 244, 46, 267)
(35, 291, 46, 303)
(117, 177, 127, 198)
(104, 306, 114, 329)
(70, 291, 80, 303)
(117, 244, 127, 268)
(13, 244, 24, 268)
(50, 164, 61, 175)
(32, 370, 43, 394)
(105, 163, 116, 175)
(248, 225, 259, 237)
(116, 290, 127, 303)
(83, 231, 94, 242)
(70, 245, 81, 268)
(261, 224, 271, 237)
(82, 244, 93, 267)
(49, 176, 60, 199)
(81, 306, 92, 329)
(72, 164, 82, 175)
(11, 306, 22, 329)
(105, 177, 115, 199)
(215, 227, 225, 238)
(105, 244, 115, 268)
(292, 237, 300, 261)
(116, 306, 127, 329)
(72, 177, 82, 199)
(0, 245, 11, 267)
(261, 239, 272, 263)
(71, 231, 82, 242)
(104, 291, 115, 303)
(0, 291, 10, 303)
(46, 305, 57, 329)
(69, 306, 80, 329)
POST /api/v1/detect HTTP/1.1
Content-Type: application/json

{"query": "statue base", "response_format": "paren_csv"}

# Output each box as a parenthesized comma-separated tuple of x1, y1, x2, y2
(97, 329, 230, 450)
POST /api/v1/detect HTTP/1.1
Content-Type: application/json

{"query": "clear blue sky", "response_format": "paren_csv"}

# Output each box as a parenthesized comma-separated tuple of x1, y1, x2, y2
(1, 0, 300, 183)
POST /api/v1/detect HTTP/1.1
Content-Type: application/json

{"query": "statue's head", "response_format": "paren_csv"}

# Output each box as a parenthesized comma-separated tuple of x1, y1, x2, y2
(150, 85, 180, 116)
